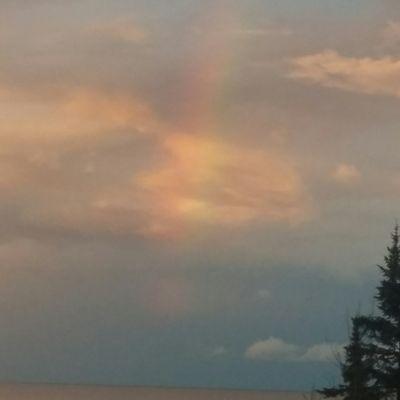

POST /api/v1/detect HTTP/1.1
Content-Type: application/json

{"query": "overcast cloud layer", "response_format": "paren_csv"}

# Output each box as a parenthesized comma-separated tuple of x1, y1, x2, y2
(0, 0, 399, 391)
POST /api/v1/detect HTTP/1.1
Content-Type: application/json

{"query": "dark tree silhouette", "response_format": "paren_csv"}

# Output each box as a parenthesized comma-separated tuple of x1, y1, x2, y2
(358, 225, 400, 400)
(319, 316, 378, 400)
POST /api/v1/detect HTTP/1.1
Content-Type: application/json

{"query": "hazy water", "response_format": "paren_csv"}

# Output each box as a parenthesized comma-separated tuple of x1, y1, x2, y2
(0, 385, 314, 400)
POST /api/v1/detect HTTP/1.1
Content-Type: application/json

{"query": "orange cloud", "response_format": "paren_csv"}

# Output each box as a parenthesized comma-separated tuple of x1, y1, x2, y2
(0, 82, 309, 241)
(129, 133, 310, 237)
(0, 85, 158, 142)
(0, 85, 160, 208)
(289, 50, 400, 98)
(61, 88, 157, 134)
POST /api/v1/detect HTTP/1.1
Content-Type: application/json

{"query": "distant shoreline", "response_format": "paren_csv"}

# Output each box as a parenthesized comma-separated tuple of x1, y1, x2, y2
(0, 383, 316, 399)
(0, 381, 309, 393)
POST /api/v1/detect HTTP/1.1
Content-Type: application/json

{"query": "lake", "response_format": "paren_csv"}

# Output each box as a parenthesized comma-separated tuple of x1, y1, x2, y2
(0, 385, 316, 400)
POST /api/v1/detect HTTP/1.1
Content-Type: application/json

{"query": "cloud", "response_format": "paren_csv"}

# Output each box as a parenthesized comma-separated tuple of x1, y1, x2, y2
(332, 164, 361, 184)
(130, 133, 311, 238)
(0, 85, 158, 141)
(0, 83, 165, 241)
(289, 50, 400, 98)
(0, 4, 309, 242)
(0, 73, 311, 241)
(61, 88, 157, 133)
(245, 337, 343, 363)
(39, 132, 309, 240)
(299, 342, 345, 362)
(245, 337, 301, 361)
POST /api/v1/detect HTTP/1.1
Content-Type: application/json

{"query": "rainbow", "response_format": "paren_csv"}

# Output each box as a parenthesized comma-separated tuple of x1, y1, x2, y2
(177, 1, 240, 135)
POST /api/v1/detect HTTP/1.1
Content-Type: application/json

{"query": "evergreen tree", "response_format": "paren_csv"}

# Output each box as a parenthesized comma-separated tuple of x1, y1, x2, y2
(359, 225, 400, 400)
(319, 316, 377, 400)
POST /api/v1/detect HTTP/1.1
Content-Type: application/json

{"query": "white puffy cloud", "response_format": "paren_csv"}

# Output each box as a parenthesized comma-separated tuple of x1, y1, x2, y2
(245, 337, 344, 363)
(299, 342, 345, 362)
(245, 337, 301, 361)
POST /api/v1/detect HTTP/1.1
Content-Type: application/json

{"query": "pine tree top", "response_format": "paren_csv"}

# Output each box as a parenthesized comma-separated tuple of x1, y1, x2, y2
(378, 224, 400, 282)
(375, 224, 400, 323)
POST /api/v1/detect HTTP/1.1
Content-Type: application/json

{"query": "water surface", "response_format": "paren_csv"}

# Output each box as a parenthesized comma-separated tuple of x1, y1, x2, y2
(0, 385, 314, 400)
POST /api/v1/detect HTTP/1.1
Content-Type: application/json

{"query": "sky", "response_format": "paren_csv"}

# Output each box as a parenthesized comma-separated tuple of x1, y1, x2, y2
(0, 0, 400, 391)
